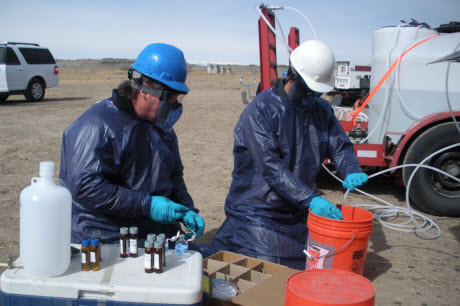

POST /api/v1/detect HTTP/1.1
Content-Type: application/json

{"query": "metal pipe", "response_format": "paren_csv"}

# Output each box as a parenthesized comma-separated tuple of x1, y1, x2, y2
(0, 262, 23, 268)
(240, 76, 257, 100)
(0, 255, 23, 269)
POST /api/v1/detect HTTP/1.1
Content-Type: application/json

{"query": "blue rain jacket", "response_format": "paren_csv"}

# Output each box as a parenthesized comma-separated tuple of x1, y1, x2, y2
(59, 90, 196, 244)
(213, 81, 362, 269)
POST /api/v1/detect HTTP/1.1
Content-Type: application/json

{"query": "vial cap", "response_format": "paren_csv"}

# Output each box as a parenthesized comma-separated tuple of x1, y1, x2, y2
(147, 234, 156, 242)
(157, 236, 165, 243)
(120, 227, 129, 234)
(39, 161, 54, 178)
(154, 241, 163, 249)
(90, 238, 100, 246)
(81, 239, 90, 246)
(129, 227, 138, 234)
(145, 240, 154, 248)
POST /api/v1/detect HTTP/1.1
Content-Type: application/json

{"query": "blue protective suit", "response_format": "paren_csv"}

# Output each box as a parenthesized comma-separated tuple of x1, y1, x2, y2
(59, 90, 196, 243)
(213, 80, 362, 269)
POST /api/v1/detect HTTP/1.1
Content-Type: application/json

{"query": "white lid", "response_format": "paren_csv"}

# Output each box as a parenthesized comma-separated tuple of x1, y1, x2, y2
(39, 161, 54, 178)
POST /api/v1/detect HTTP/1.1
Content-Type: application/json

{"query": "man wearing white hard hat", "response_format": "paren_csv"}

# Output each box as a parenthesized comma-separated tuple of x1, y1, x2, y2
(214, 40, 367, 269)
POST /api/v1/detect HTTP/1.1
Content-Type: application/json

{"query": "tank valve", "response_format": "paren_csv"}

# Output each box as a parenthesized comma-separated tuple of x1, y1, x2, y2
(348, 123, 368, 140)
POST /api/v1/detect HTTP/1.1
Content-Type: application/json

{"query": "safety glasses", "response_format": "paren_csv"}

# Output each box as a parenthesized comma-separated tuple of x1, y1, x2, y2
(139, 82, 187, 103)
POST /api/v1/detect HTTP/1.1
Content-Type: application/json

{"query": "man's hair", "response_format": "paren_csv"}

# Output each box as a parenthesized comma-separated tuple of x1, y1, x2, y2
(117, 75, 166, 100)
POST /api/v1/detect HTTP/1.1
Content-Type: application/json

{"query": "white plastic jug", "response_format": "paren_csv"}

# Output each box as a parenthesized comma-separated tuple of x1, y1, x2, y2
(20, 161, 72, 277)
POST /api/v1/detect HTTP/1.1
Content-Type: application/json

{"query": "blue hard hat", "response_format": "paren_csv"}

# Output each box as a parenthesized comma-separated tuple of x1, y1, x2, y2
(131, 43, 190, 93)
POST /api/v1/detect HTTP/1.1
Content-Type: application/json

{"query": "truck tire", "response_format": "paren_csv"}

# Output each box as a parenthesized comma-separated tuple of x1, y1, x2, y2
(25, 78, 45, 102)
(402, 122, 460, 216)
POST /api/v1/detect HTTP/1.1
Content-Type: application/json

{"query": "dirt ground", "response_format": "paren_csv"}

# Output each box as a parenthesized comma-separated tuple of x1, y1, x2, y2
(0, 66, 458, 305)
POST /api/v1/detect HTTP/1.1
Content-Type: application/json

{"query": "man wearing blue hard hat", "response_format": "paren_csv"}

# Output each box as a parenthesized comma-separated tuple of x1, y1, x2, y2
(60, 43, 205, 244)
(214, 40, 367, 269)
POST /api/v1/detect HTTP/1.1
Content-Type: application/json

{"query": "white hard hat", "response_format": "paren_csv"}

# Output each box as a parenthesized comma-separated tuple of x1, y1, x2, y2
(290, 40, 335, 93)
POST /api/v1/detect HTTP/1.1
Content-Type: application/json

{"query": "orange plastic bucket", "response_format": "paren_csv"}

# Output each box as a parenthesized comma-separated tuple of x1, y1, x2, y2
(305, 205, 374, 275)
(284, 269, 375, 306)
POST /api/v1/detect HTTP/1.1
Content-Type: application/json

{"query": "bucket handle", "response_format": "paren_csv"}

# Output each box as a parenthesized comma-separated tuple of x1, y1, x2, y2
(303, 234, 357, 260)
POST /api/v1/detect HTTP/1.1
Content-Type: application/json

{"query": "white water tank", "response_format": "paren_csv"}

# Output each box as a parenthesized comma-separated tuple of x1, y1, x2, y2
(368, 26, 460, 144)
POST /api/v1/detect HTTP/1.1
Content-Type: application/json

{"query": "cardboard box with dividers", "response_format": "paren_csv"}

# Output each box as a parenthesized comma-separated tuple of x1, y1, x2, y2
(203, 251, 299, 306)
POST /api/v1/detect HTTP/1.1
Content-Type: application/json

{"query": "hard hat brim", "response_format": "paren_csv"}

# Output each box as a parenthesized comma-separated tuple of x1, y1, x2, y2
(164, 80, 190, 93)
(298, 71, 334, 93)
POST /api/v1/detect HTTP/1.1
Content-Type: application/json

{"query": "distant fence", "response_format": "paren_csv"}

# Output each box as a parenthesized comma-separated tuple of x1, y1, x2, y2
(56, 59, 287, 75)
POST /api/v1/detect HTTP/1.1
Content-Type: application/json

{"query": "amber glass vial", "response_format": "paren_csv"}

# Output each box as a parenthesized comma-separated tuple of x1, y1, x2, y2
(81, 239, 91, 271)
(144, 240, 154, 273)
(120, 227, 129, 258)
(90, 238, 100, 271)
(153, 241, 163, 274)
(129, 227, 138, 257)
(157, 234, 166, 267)
(91, 230, 102, 262)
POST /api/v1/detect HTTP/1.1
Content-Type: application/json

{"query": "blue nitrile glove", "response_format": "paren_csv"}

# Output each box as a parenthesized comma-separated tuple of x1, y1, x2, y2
(182, 210, 205, 238)
(343, 173, 368, 191)
(149, 196, 189, 223)
(309, 196, 344, 220)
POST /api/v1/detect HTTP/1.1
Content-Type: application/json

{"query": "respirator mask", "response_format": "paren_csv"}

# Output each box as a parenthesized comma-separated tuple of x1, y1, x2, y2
(155, 99, 174, 122)
(155, 99, 183, 130)
(286, 67, 321, 104)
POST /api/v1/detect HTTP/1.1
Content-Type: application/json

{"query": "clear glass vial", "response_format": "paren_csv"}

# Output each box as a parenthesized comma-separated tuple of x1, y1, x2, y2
(175, 234, 189, 259)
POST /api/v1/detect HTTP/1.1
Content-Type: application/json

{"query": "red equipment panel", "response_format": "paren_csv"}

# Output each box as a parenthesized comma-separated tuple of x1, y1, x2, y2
(324, 142, 385, 167)
(258, 8, 277, 92)
(354, 143, 385, 167)
(288, 27, 299, 53)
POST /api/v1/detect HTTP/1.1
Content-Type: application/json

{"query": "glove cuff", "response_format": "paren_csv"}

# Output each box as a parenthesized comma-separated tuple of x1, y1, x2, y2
(302, 193, 321, 208)
(308, 195, 323, 207)
(141, 194, 152, 217)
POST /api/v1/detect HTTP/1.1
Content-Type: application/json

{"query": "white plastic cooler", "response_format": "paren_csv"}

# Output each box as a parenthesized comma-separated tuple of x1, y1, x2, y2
(1, 245, 202, 305)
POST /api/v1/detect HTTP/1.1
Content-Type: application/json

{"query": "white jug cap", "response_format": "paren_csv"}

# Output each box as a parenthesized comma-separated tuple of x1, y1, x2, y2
(39, 161, 55, 177)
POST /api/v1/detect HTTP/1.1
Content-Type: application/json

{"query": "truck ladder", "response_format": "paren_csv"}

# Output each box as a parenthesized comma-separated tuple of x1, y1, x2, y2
(258, 7, 277, 92)
(288, 27, 299, 55)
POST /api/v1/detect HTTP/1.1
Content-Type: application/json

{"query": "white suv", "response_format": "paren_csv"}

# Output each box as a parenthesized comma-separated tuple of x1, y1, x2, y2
(0, 42, 59, 102)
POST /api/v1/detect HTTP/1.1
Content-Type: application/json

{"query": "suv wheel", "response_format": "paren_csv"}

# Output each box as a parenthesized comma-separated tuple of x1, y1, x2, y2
(25, 79, 45, 102)
(0, 94, 9, 102)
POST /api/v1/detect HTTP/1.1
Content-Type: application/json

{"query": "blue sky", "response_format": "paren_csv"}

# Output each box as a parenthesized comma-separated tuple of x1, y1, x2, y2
(1, 0, 459, 65)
